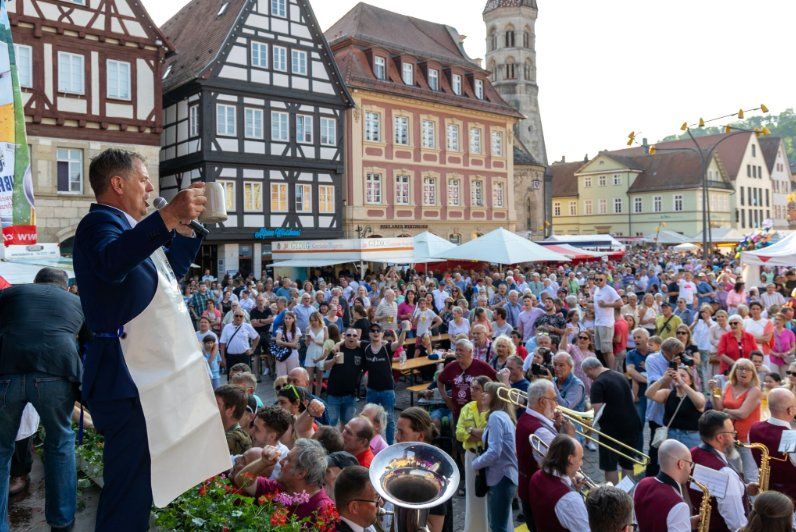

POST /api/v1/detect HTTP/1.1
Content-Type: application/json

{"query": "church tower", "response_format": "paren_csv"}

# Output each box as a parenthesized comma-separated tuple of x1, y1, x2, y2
(483, 0, 547, 165)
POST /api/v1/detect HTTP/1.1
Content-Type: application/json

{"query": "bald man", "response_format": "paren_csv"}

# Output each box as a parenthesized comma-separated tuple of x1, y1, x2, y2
(633, 439, 693, 532)
(286, 367, 330, 425)
(749, 387, 796, 499)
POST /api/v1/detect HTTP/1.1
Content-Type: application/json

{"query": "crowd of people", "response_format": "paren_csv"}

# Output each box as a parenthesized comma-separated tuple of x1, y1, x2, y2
(3, 242, 796, 531)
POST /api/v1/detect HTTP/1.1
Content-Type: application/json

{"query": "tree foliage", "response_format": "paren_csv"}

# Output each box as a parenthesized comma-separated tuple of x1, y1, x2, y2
(659, 108, 796, 161)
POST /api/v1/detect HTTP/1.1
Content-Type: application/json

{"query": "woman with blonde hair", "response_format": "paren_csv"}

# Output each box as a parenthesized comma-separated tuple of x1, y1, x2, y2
(489, 335, 516, 371)
(710, 357, 762, 482)
(304, 311, 328, 396)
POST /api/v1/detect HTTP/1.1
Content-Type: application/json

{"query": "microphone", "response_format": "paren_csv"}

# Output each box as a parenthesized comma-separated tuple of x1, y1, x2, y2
(153, 197, 210, 237)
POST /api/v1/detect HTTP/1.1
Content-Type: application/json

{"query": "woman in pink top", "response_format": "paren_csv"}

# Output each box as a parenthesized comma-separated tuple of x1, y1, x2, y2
(771, 312, 796, 373)
(201, 300, 222, 335)
(726, 281, 746, 315)
(559, 329, 596, 393)
(397, 290, 417, 336)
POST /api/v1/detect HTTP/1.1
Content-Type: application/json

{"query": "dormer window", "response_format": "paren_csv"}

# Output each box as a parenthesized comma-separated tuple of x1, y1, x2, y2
(428, 69, 439, 91)
(474, 79, 484, 100)
(374, 57, 386, 80)
(402, 63, 414, 86)
(452, 74, 462, 96)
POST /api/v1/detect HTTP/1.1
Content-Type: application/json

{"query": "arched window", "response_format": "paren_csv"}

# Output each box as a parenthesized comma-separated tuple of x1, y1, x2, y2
(505, 57, 516, 80)
(489, 27, 497, 51)
(523, 27, 531, 48)
(504, 25, 515, 48)
(488, 59, 497, 82)
(524, 59, 531, 80)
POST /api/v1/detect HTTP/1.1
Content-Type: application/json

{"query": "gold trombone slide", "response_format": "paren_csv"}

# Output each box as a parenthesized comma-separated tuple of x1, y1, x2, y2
(496, 386, 650, 467)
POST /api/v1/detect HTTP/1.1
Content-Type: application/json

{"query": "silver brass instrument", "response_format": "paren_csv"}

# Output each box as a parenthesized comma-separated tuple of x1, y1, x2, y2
(369, 442, 460, 532)
(497, 386, 650, 467)
(530, 434, 605, 493)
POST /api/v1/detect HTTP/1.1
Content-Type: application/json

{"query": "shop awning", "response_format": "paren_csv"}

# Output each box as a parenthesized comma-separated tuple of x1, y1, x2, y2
(270, 258, 352, 268)
(540, 244, 606, 260)
(0, 259, 74, 285)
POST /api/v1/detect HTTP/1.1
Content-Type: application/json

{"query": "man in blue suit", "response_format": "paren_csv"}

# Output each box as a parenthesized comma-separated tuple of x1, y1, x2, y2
(73, 149, 206, 531)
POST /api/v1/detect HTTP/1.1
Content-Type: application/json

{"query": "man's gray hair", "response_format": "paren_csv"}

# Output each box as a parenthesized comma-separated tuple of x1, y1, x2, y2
(631, 328, 649, 340)
(581, 357, 604, 372)
(455, 338, 474, 352)
(552, 351, 574, 367)
(508, 290, 519, 297)
(34, 267, 68, 290)
(290, 439, 327, 487)
(362, 403, 387, 436)
(527, 379, 555, 407)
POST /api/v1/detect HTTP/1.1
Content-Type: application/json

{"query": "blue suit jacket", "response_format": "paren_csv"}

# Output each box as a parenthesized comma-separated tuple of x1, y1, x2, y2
(73, 204, 202, 401)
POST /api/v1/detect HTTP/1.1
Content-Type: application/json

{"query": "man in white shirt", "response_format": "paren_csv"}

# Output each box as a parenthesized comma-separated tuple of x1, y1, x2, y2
(760, 283, 786, 310)
(689, 411, 755, 531)
(677, 272, 698, 310)
(592, 273, 622, 360)
(333, 465, 381, 532)
(633, 439, 692, 532)
(431, 282, 450, 313)
(220, 311, 260, 372)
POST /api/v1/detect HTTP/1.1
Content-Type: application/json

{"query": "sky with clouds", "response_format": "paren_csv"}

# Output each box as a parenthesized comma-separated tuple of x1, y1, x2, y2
(144, 0, 796, 162)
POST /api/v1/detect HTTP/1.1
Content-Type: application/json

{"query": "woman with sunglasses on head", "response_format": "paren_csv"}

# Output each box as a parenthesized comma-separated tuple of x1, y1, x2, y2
(716, 315, 760, 375)
(275, 385, 324, 448)
(674, 325, 701, 387)
(559, 328, 596, 393)
(645, 364, 705, 448)
(274, 311, 301, 377)
(710, 358, 763, 482)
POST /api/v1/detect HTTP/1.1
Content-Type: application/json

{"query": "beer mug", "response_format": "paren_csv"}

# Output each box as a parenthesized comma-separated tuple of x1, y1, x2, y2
(199, 181, 228, 224)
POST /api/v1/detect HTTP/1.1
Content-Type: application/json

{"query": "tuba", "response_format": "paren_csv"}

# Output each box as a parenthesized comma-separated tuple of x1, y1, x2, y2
(369, 442, 460, 532)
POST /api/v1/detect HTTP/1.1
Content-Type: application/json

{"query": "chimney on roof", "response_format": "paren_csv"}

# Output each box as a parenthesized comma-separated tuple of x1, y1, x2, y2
(459, 34, 467, 43)
(473, 58, 483, 67)
(642, 138, 648, 147)
(584, 154, 588, 162)
(561, 155, 566, 163)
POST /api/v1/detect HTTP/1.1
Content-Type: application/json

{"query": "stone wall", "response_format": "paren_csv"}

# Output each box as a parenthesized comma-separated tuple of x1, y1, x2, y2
(29, 136, 160, 244)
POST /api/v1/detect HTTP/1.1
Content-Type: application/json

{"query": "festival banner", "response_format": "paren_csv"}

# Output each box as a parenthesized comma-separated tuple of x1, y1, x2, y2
(0, 0, 36, 246)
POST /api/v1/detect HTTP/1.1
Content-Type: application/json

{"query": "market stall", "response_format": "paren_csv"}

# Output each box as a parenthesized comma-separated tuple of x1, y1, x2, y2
(436, 227, 569, 265)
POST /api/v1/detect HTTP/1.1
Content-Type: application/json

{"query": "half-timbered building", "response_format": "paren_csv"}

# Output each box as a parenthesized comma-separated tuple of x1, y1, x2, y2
(7, 0, 172, 247)
(159, 0, 353, 277)
(325, 3, 524, 243)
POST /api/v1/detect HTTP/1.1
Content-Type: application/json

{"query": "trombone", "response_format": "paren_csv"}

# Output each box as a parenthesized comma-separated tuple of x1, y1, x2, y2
(529, 433, 602, 493)
(496, 386, 650, 467)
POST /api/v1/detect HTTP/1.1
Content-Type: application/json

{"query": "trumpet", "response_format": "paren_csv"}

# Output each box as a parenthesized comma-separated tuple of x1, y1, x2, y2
(529, 433, 603, 493)
(496, 387, 650, 467)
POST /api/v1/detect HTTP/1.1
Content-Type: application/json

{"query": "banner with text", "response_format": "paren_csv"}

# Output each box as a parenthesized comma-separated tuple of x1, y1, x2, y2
(0, 0, 36, 246)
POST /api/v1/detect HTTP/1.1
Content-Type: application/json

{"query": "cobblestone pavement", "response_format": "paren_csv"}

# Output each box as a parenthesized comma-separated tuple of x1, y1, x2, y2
(10, 371, 642, 531)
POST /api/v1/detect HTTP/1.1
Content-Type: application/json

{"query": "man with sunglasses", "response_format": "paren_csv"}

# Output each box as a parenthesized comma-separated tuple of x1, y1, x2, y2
(634, 439, 693, 532)
(360, 322, 408, 443)
(333, 465, 383, 532)
(689, 410, 756, 531)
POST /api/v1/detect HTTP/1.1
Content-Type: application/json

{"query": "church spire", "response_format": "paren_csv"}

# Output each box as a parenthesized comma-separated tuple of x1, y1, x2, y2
(483, 0, 538, 15)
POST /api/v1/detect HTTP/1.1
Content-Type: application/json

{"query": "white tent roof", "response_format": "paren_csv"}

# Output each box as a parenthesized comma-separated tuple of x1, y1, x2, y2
(436, 228, 569, 264)
(643, 230, 690, 245)
(0, 260, 74, 285)
(413, 231, 456, 263)
(741, 233, 796, 267)
(689, 228, 745, 243)
(672, 242, 700, 251)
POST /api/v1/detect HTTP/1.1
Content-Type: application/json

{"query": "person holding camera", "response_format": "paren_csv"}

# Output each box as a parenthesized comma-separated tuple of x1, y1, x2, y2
(644, 364, 706, 448)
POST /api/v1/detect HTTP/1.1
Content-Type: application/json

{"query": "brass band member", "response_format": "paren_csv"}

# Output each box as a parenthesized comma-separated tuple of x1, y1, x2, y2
(515, 380, 575, 532)
(748, 388, 796, 499)
(586, 485, 635, 532)
(690, 411, 758, 531)
(528, 434, 589, 531)
(634, 439, 693, 532)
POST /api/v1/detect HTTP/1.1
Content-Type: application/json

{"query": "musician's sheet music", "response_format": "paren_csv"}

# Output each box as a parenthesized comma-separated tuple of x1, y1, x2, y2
(616, 475, 635, 493)
(778, 429, 796, 453)
(690, 464, 729, 499)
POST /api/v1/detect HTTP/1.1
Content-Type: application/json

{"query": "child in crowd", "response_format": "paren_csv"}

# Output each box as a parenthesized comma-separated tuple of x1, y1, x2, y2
(203, 336, 221, 390)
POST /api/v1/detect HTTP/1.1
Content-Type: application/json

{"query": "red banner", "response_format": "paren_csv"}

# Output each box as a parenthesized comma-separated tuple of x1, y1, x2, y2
(2, 225, 37, 246)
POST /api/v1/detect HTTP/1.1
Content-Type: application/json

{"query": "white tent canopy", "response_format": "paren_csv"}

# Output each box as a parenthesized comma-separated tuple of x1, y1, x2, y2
(672, 242, 699, 251)
(741, 233, 796, 267)
(643, 230, 690, 245)
(689, 228, 745, 244)
(436, 228, 569, 264)
(412, 231, 455, 263)
(0, 260, 74, 285)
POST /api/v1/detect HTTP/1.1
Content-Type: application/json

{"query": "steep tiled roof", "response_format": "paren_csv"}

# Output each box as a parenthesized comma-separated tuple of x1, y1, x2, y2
(160, 0, 247, 91)
(617, 131, 753, 180)
(325, 3, 523, 119)
(550, 161, 584, 197)
(326, 3, 477, 69)
(758, 137, 782, 174)
(483, 0, 538, 13)
(624, 151, 732, 193)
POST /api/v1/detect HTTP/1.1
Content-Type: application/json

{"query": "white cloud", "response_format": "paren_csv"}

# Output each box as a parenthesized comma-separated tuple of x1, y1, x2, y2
(146, 0, 796, 162)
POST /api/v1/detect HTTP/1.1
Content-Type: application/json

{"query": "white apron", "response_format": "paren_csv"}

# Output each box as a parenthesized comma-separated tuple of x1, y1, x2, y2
(119, 248, 230, 507)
